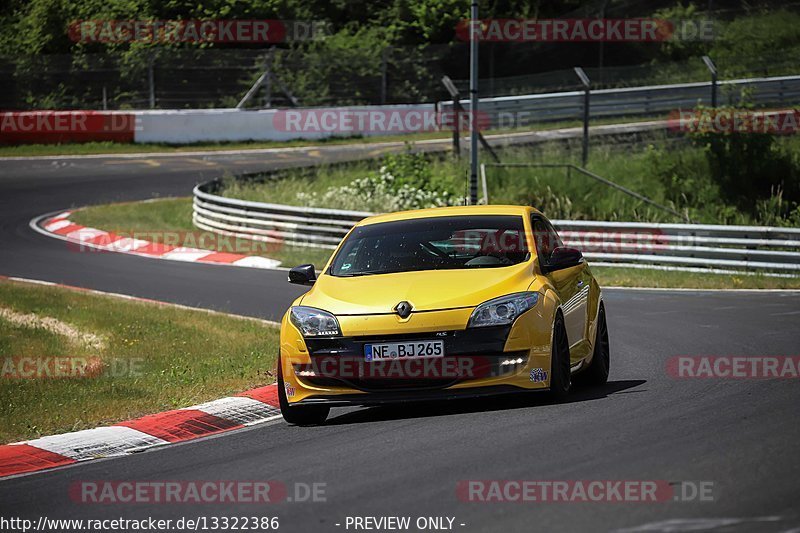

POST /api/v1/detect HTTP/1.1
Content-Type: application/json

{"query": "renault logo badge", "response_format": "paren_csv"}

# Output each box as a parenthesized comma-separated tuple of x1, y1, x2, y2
(394, 301, 413, 318)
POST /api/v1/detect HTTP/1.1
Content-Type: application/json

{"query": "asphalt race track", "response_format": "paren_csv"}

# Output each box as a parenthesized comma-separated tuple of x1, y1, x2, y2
(0, 142, 799, 532)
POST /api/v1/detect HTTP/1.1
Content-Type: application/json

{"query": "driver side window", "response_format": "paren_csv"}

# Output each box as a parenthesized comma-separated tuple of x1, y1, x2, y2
(531, 216, 563, 267)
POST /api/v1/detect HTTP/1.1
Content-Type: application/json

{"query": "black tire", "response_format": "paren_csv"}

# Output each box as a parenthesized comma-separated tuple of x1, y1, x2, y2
(277, 353, 329, 426)
(581, 303, 610, 386)
(548, 313, 572, 401)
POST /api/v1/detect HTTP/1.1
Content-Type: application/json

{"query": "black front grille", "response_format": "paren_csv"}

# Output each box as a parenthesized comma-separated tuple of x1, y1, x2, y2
(304, 326, 511, 357)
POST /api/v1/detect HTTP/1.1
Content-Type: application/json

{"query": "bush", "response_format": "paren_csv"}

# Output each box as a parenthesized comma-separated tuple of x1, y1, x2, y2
(645, 143, 718, 211)
(295, 156, 459, 212)
(690, 127, 800, 215)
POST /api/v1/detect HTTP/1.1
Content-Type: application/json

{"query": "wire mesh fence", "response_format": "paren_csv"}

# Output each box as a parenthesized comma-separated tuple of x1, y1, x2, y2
(0, 46, 457, 110)
(451, 52, 800, 97)
(1, 43, 799, 110)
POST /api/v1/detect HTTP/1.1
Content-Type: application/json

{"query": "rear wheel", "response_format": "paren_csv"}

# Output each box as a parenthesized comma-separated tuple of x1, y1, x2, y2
(581, 303, 610, 386)
(277, 353, 329, 426)
(548, 313, 572, 401)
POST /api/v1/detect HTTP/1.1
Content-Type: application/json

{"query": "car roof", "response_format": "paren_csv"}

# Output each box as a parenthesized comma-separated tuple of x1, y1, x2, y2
(356, 205, 543, 226)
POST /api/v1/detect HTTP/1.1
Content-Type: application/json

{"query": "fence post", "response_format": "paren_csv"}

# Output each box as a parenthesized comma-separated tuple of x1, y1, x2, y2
(574, 67, 591, 167)
(480, 163, 489, 204)
(441, 76, 461, 159)
(468, 0, 480, 205)
(380, 47, 389, 104)
(702, 55, 717, 108)
(453, 106, 461, 158)
(147, 54, 156, 109)
(263, 50, 273, 108)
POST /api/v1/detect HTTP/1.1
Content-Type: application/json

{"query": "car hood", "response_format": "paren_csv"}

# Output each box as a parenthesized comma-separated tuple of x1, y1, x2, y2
(300, 263, 534, 315)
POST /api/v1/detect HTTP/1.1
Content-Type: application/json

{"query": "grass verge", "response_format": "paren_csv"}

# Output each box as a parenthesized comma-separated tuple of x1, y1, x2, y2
(0, 278, 279, 444)
(592, 267, 800, 290)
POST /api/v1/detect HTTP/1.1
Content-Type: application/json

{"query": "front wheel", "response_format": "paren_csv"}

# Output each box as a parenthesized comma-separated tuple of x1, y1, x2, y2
(277, 354, 329, 426)
(548, 313, 572, 401)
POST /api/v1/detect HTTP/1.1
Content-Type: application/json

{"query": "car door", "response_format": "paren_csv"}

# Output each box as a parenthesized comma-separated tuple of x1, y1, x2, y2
(532, 216, 588, 354)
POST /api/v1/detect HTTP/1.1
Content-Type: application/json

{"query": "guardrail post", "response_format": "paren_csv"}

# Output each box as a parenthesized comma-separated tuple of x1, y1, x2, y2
(574, 67, 591, 166)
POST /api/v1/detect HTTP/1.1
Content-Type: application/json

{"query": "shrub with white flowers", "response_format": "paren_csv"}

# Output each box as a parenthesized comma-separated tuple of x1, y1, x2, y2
(296, 163, 460, 212)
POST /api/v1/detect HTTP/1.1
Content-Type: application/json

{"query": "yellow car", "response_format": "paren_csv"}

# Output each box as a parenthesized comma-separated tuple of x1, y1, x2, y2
(277, 205, 610, 425)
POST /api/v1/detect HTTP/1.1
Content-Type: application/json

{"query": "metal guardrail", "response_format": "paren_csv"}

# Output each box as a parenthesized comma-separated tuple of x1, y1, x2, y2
(193, 180, 800, 274)
(440, 75, 800, 127)
(193, 181, 368, 250)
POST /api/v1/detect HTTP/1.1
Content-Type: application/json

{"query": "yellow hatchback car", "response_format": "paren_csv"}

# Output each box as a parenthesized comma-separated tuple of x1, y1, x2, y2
(277, 205, 610, 425)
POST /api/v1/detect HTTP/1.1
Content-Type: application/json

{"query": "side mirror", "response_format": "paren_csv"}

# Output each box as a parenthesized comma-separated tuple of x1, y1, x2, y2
(288, 264, 316, 286)
(543, 247, 583, 273)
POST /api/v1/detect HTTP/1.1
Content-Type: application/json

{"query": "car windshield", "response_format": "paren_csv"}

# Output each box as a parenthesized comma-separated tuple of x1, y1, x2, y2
(328, 215, 530, 277)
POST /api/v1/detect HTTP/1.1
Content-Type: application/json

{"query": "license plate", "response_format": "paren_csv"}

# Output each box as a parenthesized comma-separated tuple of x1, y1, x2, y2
(364, 340, 445, 361)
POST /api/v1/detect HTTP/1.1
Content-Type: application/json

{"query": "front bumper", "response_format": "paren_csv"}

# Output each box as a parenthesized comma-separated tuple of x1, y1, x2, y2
(298, 326, 523, 392)
(281, 326, 550, 405)
(280, 304, 556, 405)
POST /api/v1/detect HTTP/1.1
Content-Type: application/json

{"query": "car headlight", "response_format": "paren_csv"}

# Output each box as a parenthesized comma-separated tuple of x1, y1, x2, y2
(467, 292, 539, 328)
(290, 306, 341, 337)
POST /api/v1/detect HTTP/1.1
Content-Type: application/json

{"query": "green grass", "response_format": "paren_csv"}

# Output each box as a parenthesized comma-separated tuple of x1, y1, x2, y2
(70, 198, 334, 269)
(222, 163, 383, 207)
(0, 115, 658, 158)
(222, 141, 659, 215)
(0, 278, 280, 444)
(593, 266, 800, 290)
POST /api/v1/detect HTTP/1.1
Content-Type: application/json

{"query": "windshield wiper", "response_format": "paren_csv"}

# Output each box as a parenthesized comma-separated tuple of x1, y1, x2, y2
(335, 270, 394, 277)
